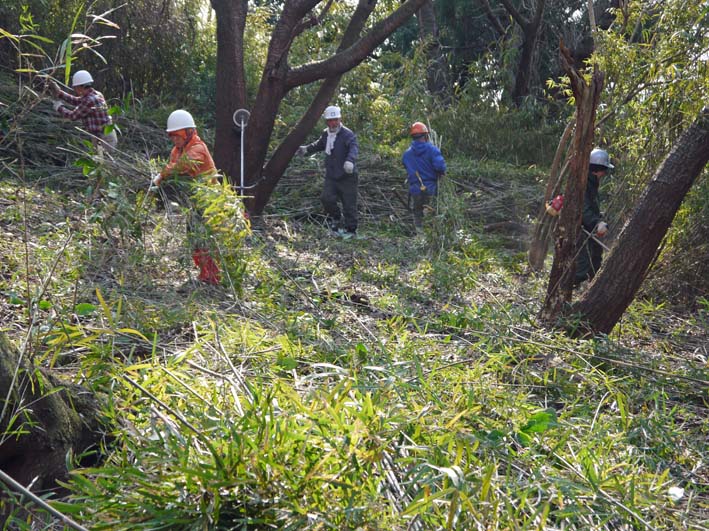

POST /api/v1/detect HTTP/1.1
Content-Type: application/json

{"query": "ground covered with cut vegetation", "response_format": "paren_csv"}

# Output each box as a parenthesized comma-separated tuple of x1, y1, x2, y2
(1, 102, 708, 529)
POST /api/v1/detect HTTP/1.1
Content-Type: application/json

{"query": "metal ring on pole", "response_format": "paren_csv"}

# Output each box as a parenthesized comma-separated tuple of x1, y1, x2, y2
(233, 109, 250, 128)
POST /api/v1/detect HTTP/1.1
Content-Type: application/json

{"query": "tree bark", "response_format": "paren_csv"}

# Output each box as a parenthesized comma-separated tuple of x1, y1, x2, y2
(539, 42, 603, 323)
(528, 117, 575, 270)
(417, 0, 448, 98)
(570, 108, 709, 334)
(0, 333, 107, 496)
(497, 0, 546, 104)
(210, 0, 249, 180)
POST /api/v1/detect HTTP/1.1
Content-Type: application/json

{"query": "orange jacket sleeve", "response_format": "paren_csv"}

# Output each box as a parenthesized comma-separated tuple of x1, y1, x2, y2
(160, 136, 216, 179)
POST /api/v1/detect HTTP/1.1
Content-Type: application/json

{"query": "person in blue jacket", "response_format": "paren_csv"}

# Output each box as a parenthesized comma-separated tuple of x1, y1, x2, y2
(298, 105, 360, 238)
(402, 122, 446, 232)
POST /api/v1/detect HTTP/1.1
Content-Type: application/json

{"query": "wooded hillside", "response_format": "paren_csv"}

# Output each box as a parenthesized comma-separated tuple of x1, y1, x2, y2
(1, 0, 708, 528)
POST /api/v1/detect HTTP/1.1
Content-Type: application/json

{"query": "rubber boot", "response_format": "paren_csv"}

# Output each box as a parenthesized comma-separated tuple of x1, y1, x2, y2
(192, 249, 204, 270)
(201, 253, 221, 285)
(193, 248, 221, 285)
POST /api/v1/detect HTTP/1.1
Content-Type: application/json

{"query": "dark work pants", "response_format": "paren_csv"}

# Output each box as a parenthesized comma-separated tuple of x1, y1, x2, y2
(321, 173, 358, 232)
(575, 235, 603, 286)
(411, 193, 433, 228)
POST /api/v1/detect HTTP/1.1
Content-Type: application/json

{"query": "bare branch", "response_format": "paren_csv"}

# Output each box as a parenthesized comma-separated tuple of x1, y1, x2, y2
(286, 0, 428, 87)
(497, 0, 528, 29)
(291, 0, 335, 40)
(477, 0, 507, 36)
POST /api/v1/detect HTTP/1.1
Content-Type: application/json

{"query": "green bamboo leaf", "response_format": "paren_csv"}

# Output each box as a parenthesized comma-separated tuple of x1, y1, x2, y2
(520, 408, 558, 434)
(117, 328, 150, 342)
(0, 29, 19, 41)
(95, 287, 114, 327)
(75, 303, 96, 315)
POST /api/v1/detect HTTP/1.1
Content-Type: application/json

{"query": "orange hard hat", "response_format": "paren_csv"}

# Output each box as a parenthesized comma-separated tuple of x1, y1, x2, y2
(410, 122, 429, 136)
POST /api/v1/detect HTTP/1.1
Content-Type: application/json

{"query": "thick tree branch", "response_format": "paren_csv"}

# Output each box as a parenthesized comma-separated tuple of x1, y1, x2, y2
(497, 0, 528, 29)
(478, 0, 508, 36)
(265, 0, 323, 74)
(258, 0, 378, 210)
(291, 0, 335, 40)
(531, 0, 545, 27)
(286, 0, 428, 87)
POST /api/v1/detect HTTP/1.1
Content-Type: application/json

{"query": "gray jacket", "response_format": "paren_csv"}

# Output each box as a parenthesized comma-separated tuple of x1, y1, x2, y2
(304, 126, 359, 180)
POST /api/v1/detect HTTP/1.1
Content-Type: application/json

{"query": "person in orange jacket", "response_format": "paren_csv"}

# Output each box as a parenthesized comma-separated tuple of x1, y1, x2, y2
(151, 109, 221, 285)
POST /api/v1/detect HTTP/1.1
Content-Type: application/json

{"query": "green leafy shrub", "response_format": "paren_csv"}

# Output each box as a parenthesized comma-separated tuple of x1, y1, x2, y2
(189, 179, 252, 294)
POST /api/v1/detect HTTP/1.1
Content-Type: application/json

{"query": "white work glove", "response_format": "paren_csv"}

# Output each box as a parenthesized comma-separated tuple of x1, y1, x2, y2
(594, 221, 608, 237)
(297, 146, 307, 157)
(343, 161, 354, 174)
(52, 100, 63, 112)
(149, 173, 162, 192)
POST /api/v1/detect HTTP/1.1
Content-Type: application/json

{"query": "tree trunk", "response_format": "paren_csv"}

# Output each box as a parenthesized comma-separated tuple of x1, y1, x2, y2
(570, 108, 709, 334)
(0, 333, 108, 495)
(539, 42, 603, 323)
(528, 117, 575, 270)
(498, 0, 546, 104)
(417, 0, 448, 99)
(210, 0, 249, 180)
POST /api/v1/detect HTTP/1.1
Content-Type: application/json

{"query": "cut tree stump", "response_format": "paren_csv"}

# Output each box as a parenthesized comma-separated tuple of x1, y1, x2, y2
(0, 333, 108, 497)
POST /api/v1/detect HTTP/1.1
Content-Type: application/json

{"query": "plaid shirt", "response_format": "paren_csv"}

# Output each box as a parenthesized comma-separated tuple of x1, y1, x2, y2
(57, 88, 112, 135)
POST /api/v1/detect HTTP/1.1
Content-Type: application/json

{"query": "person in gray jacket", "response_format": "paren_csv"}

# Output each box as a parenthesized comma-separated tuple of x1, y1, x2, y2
(298, 105, 360, 238)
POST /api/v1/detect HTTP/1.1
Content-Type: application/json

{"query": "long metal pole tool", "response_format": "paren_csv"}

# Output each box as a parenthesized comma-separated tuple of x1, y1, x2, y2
(232, 109, 251, 193)
(582, 227, 611, 251)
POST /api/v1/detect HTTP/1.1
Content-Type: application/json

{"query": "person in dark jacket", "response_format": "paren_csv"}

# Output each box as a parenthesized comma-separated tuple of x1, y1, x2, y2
(298, 105, 359, 238)
(402, 121, 446, 232)
(575, 148, 613, 287)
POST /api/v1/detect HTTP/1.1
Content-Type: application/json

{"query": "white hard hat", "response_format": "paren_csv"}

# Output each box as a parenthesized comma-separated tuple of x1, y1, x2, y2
(72, 70, 93, 87)
(590, 148, 614, 169)
(166, 109, 196, 132)
(323, 106, 341, 120)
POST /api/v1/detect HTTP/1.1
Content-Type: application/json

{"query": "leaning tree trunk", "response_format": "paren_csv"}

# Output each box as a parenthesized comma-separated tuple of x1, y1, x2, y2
(539, 42, 603, 323)
(0, 333, 107, 496)
(239, 0, 429, 215)
(570, 108, 709, 334)
(528, 116, 575, 270)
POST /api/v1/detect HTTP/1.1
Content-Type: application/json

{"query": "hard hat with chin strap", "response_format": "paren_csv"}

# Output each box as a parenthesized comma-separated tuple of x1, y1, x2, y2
(590, 148, 614, 169)
(72, 70, 93, 87)
(166, 110, 197, 132)
(323, 106, 341, 120)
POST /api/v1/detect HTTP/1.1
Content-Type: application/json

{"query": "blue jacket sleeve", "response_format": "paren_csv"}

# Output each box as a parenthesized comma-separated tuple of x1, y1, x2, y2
(432, 146, 446, 174)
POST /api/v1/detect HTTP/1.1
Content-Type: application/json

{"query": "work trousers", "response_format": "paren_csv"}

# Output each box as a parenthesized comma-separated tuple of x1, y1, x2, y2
(575, 234, 603, 286)
(411, 193, 434, 228)
(321, 173, 358, 232)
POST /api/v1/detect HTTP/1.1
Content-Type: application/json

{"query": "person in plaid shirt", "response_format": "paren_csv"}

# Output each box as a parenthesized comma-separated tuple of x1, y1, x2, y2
(51, 70, 117, 150)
